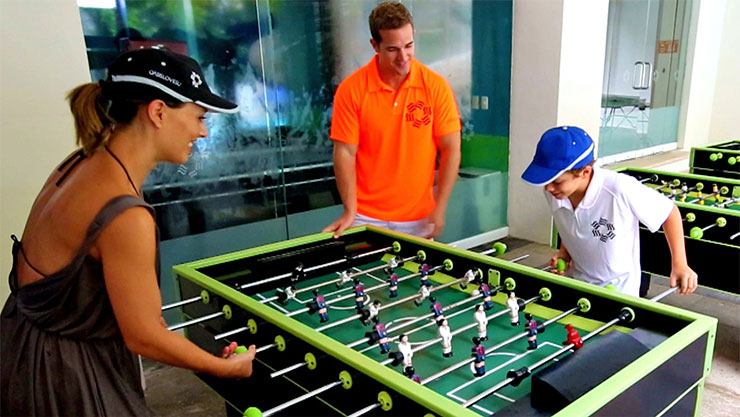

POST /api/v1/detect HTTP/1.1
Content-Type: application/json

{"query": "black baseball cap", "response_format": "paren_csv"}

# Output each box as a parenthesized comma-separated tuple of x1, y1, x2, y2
(101, 48, 238, 113)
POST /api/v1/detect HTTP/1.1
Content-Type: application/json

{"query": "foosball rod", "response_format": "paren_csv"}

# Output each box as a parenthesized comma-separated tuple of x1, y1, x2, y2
(639, 174, 659, 184)
(167, 305, 232, 331)
(162, 244, 399, 311)
(420, 296, 582, 385)
(461, 288, 678, 408)
(686, 185, 728, 204)
(315, 268, 467, 333)
(731, 231, 740, 240)
(259, 379, 345, 417)
(285, 260, 451, 318)
(272, 271, 485, 379)
(232, 260, 452, 352)
(716, 195, 740, 208)
(349, 285, 491, 350)
(355, 277, 517, 354)
(380, 292, 547, 367)
(655, 179, 680, 192)
(258, 253, 420, 304)
(668, 182, 702, 200)
(241, 243, 401, 293)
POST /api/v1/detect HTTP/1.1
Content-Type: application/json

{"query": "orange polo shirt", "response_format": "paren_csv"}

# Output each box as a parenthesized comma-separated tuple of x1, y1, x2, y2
(330, 56, 461, 221)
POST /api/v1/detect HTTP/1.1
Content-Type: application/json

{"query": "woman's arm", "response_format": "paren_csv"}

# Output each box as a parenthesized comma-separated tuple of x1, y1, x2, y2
(98, 207, 255, 378)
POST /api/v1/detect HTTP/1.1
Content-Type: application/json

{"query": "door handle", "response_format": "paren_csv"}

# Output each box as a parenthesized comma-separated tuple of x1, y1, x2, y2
(641, 62, 652, 89)
(632, 61, 644, 89)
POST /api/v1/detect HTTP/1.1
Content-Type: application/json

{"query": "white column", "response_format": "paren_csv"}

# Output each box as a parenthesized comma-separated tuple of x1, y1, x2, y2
(0, 0, 90, 303)
(508, 0, 609, 244)
(680, 0, 731, 148)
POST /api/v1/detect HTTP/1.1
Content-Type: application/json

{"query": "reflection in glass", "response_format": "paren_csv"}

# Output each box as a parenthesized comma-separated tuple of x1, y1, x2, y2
(78, 0, 473, 241)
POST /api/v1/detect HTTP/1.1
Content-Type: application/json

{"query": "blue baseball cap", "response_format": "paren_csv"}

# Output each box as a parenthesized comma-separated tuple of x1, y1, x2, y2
(521, 126, 595, 186)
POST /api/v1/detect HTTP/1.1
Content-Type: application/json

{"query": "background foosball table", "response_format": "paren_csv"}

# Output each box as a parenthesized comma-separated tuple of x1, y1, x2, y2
(169, 226, 717, 417)
(617, 168, 740, 295)
(690, 139, 740, 179)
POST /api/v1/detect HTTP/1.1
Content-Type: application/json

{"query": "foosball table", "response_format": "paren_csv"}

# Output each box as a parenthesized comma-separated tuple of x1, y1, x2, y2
(617, 167, 740, 295)
(166, 226, 717, 416)
(690, 139, 740, 179)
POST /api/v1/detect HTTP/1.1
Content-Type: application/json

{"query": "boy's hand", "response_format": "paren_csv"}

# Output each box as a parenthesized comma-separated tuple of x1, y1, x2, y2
(670, 264, 698, 294)
(548, 251, 571, 275)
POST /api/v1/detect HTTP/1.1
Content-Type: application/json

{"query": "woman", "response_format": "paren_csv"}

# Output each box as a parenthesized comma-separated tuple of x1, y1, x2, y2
(0, 48, 256, 416)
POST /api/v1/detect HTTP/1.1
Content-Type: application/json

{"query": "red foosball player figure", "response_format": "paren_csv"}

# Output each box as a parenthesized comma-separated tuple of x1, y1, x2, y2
(353, 278, 366, 309)
(525, 313, 538, 350)
(309, 289, 329, 323)
(471, 337, 486, 377)
(563, 324, 583, 350)
(388, 272, 399, 298)
(404, 366, 421, 383)
(429, 297, 445, 326)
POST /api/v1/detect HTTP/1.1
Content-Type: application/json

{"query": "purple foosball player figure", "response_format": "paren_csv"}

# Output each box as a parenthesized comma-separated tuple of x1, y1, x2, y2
(429, 297, 445, 326)
(368, 322, 390, 354)
(404, 366, 421, 383)
(310, 289, 329, 323)
(388, 272, 399, 298)
(353, 278, 365, 309)
(471, 337, 486, 377)
(478, 283, 494, 310)
(525, 313, 538, 350)
(419, 263, 432, 287)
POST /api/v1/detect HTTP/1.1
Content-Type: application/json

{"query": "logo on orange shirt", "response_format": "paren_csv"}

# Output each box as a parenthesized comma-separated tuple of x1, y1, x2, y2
(405, 101, 431, 128)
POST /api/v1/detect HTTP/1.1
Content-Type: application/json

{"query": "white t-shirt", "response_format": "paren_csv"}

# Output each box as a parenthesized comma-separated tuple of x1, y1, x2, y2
(544, 167, 673, 296)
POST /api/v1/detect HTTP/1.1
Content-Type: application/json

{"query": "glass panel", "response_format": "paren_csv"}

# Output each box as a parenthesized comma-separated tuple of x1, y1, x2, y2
(599, 0, 692, 162)
(77, 0, 488, 243)
(79, 1, 291, 241)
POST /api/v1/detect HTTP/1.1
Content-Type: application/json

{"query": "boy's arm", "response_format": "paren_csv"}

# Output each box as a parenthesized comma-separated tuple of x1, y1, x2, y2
(661, 205, 698, 294)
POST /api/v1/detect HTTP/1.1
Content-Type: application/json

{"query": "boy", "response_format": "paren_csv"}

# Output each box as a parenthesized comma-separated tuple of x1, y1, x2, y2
(521, 126, 697, 297)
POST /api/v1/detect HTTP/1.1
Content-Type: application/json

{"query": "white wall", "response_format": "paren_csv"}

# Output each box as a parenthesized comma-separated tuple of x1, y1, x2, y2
(707, 0, 740, 142)
(508, 0, 609, 245)
(0, 0, 90, 303)
(679, 0, 727, 149)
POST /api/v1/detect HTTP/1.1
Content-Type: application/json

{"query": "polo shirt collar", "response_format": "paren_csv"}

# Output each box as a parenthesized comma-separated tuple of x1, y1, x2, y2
(579, 166, 604, 209)
(367, 55, 422, 93)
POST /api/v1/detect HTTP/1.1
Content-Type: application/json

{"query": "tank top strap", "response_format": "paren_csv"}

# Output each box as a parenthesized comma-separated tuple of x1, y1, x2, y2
(75, 195, 157, 259)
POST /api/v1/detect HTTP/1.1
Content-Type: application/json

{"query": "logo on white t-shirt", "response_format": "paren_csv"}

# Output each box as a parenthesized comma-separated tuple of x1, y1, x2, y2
(591, 217, 616, 242)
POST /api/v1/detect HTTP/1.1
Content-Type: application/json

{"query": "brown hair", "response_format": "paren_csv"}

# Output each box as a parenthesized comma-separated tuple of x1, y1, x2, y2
(66, 83, 182, 155)
(566, 161, 596, 176)
(369, 1, 413, 44)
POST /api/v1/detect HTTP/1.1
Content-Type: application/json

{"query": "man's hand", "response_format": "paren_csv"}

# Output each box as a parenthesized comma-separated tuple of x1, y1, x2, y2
(670, 263, 698, 294)
(323, 209, 356, 238)
(425, 206, 446, 239)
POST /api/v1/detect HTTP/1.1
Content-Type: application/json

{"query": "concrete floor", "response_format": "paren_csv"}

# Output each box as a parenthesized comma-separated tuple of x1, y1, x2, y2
(143, 236, 739, 416)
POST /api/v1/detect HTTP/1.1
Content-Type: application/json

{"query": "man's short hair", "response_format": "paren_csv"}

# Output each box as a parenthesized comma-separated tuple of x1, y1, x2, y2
(369, 1, 414, 44)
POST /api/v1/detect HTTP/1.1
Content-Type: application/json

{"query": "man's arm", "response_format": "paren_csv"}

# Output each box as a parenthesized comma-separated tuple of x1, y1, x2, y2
(662, 205, 698, 294)
(426, 131, 461, 238)
(323, 141, 358, 238)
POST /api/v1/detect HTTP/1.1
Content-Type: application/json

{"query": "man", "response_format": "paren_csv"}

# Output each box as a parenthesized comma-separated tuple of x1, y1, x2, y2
(323, 1, 462, 238)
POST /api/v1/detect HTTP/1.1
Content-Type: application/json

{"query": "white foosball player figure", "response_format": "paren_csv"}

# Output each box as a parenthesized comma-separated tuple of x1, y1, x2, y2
(438, 319, 453, 357)
(473, 304, 488, 341)
(506, 291, 520, 326)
